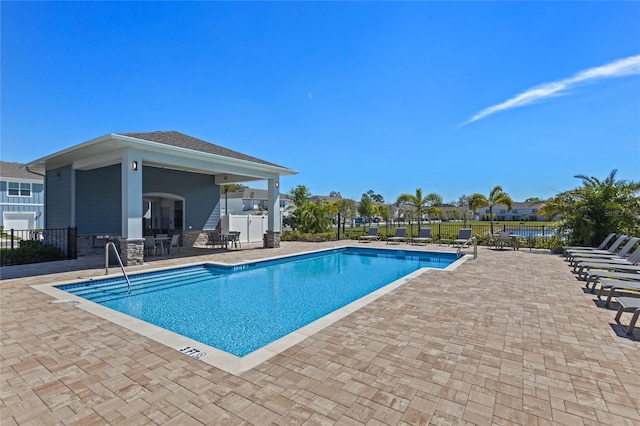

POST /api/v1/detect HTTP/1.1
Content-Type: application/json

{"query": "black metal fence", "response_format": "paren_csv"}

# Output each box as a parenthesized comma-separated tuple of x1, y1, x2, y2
(343, 222, 564, 249)
(424, 223, 559, 239)
(0, 227, 77, 266)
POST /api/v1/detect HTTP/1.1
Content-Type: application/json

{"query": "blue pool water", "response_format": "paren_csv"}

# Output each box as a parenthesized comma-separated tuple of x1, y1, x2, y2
(58, 247, 460, 357)
(506, 228, 558, 238)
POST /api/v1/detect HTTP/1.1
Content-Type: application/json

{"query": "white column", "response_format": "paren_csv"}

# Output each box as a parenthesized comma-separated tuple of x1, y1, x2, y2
(267, 178, 281, 232)
(121, 152, 143, 239)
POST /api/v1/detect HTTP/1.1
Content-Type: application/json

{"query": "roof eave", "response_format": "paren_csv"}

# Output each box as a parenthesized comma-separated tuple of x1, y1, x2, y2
(25, 133, 298, 176)
(112, 134, 298, 176)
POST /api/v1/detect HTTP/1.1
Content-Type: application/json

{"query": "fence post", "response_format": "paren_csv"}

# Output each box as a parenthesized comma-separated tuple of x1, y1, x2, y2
(66, 227, 78, 259)
(10, 229, 15, 251)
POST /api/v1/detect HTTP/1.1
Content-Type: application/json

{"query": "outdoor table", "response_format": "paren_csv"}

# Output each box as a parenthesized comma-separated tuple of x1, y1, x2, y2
(155, 235, 169, 255)
(510, 234, 520, 250)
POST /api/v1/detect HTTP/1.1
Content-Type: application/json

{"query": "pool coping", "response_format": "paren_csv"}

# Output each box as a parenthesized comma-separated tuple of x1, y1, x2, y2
(32, 245, 471, 375)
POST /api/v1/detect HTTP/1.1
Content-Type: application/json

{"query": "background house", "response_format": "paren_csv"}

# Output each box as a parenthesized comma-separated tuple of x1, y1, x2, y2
(223, 188, 293, 216)
(0, 161, 45, 231)
(477, 201, 547, 221)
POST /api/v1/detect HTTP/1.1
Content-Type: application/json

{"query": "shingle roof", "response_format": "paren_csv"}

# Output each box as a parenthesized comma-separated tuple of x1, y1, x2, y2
(0, 161, 45, 181)
(119, 131, 287, 169)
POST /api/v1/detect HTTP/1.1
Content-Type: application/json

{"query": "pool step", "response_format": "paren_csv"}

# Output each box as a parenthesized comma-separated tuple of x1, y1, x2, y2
(64, 268, 223, 303)
(81, 272, 214, 303)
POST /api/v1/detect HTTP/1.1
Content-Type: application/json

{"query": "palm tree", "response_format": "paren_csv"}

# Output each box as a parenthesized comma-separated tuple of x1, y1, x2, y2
(468, 186, 513, 234)
(396, 188, 442, 233)
(541, 170, 640, 246)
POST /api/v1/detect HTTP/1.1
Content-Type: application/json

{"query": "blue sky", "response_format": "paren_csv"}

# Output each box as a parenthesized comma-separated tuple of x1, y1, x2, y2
(2, 1, 639, 204)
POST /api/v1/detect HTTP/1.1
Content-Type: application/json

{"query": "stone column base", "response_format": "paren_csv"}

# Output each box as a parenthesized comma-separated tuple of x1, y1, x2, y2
(264, 231, 281, 248)
(119, 238, 144, 266)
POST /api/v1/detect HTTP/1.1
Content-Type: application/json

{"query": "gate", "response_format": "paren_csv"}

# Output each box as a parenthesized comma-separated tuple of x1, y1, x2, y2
(221, 215, 274, 243)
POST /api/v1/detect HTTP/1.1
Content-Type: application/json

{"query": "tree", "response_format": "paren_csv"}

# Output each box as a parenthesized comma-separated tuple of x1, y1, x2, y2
(524, 197, 542, 203)
(296, 201, 334, 233)
(219, 183, 247, 193)
(468, 186, 513, 233)
(540, 170, 640, 247)
(396, 188, 442, 232)
(329, 191, 342, 198)
(377, 205, 392, 228)
(467, 193, 485, 220)
(366, 189, 385, 204)
(358, 194, 374, 227)
(334, 197, 356, 232)
(288, 185, 312, 207)
(456, 195, 471, 224)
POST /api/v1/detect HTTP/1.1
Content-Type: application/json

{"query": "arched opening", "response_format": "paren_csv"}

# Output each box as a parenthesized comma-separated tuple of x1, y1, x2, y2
(142, 192, 186, 236)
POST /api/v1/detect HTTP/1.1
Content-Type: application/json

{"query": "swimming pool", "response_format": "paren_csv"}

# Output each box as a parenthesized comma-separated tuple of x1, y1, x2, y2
(44, 246, 466, 373)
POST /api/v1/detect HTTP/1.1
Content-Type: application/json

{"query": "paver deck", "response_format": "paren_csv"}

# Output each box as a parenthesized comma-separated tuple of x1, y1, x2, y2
(1, 241, 639, 425)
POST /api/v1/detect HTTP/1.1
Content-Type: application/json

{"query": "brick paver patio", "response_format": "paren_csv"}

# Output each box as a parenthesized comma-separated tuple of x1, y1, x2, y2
(1, 241, 638, 425)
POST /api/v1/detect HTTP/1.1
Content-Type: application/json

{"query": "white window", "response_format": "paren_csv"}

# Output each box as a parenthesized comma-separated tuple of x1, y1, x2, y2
(8, 182, 31, 197)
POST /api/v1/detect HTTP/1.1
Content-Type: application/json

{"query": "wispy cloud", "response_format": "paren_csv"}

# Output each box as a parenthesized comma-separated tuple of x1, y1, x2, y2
(462, 54, 640, 126)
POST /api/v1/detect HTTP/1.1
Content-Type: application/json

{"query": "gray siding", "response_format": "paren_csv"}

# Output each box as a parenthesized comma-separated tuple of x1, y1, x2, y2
(143, 166, 220, 230)
(0, 181, 44, 205)
(76, 165, 122, 234)
(45, 166, 73, 229)
(0, 181, 45, 228)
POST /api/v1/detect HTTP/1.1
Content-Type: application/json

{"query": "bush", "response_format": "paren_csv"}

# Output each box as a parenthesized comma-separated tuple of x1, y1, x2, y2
(281, 230, 337, 242)
(1, 240, 65, 266)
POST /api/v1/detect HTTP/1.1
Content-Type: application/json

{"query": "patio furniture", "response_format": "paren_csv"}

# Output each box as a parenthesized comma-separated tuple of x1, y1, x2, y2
(359, 227, 380, 242)
(411, 228, 432, 245)
(597, 278, 640, 306)
(573, 245, 640, 277)
(387, 228, 406, 244)
(144, 236, 157, 256)
(564, 235, 628, 261)
(155, 234, 169, 255)
(614, 296, 640, 335)
(562, 233, 616, 257)
(495, 231, 511, 250)
(584, 270, 640, 293)
(568, 237, 639, 268)
(169, 234, 181, 254)
(207, 231, 227, 249)
(450, 228, 473, 247)
(228, 231, 241, 249)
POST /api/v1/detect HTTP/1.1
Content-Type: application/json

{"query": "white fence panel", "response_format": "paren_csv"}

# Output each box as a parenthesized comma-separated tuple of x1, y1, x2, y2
(222, 214, 270, 243)
(247, 216, 267, 243)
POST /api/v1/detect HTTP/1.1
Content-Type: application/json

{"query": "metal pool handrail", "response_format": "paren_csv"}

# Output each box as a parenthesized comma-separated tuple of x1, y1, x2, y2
(105, 242, 131, 295)
(457, 237, 477, 259)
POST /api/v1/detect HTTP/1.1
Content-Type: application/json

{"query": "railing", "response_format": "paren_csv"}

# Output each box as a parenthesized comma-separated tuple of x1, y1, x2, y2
(105, 242, 131, 295)
(0, 227, 77, 266)
(457, 237, 478, 259)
